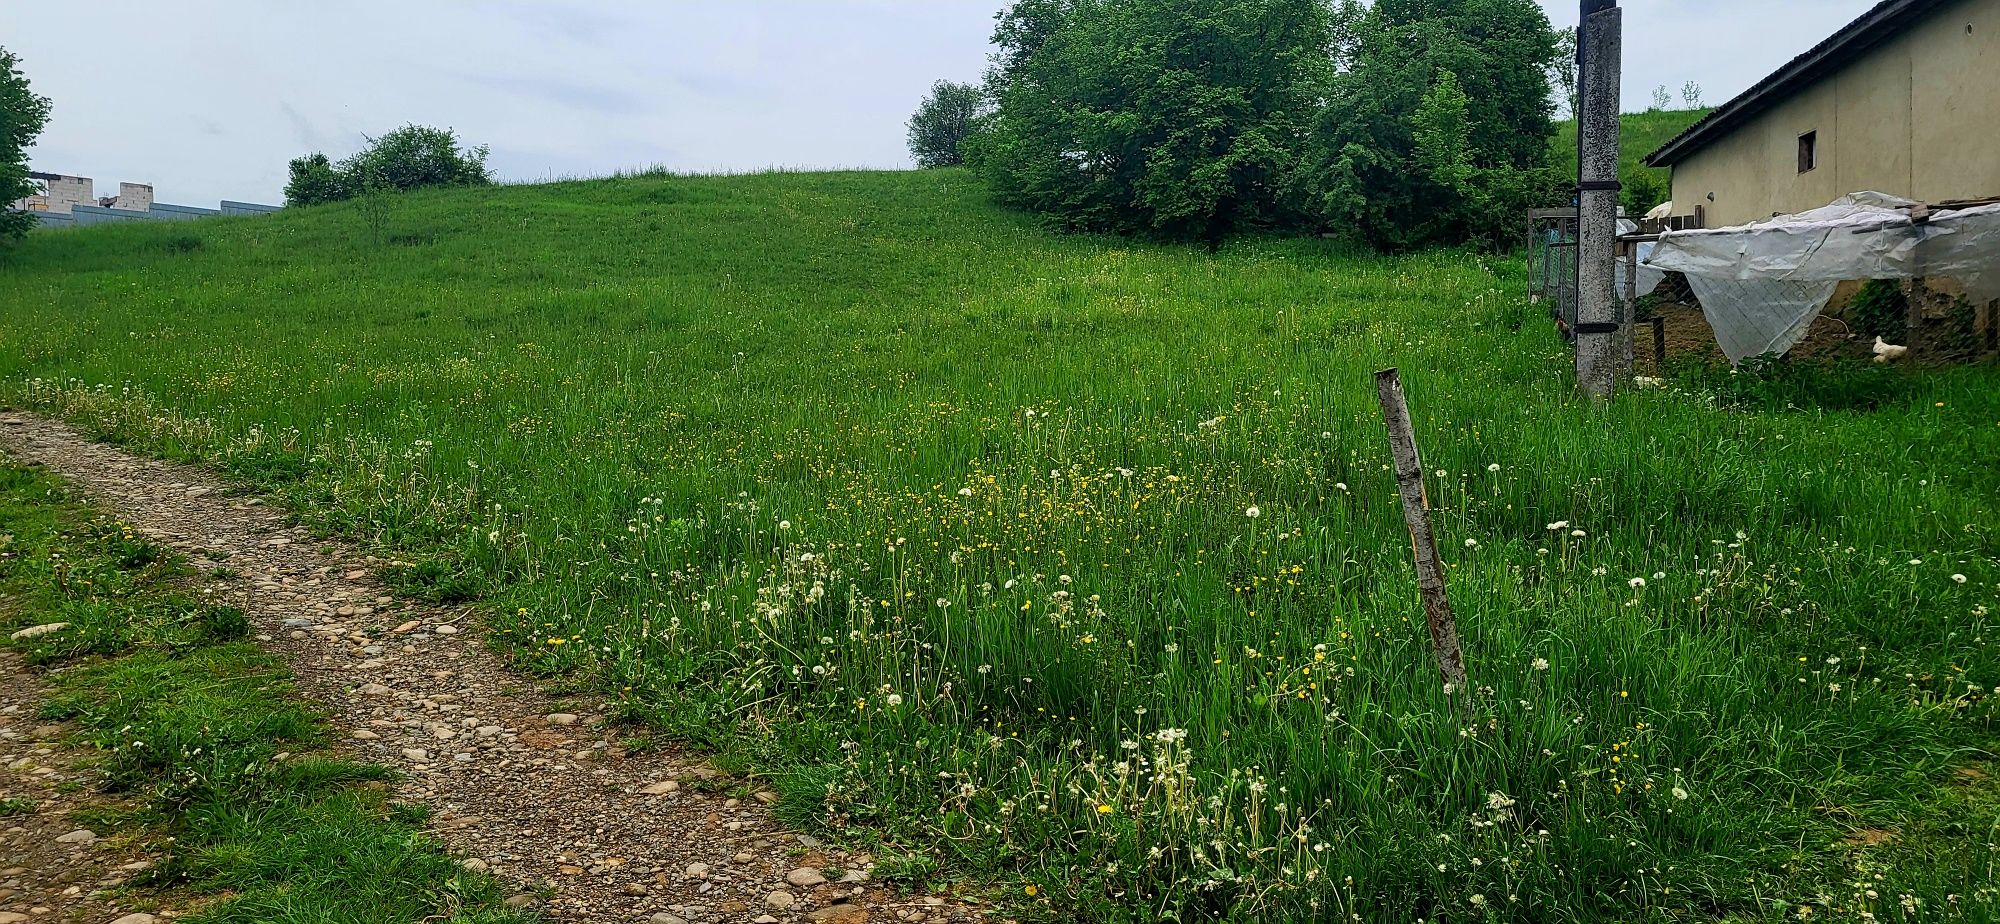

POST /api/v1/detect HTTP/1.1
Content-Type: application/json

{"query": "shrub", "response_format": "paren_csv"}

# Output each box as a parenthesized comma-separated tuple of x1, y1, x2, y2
(285, 125, 491, 207)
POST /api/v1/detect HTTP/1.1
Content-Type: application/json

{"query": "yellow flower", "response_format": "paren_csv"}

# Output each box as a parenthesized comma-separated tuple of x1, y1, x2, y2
(1024, 885, 1038, 896)
(1097, 804, 1113, 814)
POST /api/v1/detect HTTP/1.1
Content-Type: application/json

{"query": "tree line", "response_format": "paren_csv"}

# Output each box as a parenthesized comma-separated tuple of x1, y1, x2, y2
(910, 0, 1567, 249)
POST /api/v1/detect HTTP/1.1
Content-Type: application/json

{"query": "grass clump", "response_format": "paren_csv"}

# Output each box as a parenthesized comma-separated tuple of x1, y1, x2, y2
(1, 170, 1996, 921)
(0, 463, 532, 924)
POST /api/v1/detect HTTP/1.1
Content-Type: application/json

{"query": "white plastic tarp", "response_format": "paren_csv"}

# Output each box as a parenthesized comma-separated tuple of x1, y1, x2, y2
(1644, 192, 2000, 363)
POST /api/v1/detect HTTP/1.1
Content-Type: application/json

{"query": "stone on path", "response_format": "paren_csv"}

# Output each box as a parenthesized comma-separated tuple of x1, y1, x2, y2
(54, 828, 97, 844)
(9, 622, 68, 641)
(766, 890, 796, 909)
(787, 867, 828, 887)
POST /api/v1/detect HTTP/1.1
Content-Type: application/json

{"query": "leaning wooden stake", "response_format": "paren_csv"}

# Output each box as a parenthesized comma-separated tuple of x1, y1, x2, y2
(1374, 369, 1470, 693)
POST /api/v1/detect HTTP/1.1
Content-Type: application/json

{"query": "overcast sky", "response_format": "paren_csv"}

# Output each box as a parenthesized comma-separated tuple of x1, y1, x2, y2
(3, 1, 1880, 208)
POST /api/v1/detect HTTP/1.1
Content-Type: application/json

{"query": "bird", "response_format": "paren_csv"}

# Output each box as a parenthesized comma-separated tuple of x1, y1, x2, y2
(1872, 337, 1909, 363)
(1645, 201, 1674, 222)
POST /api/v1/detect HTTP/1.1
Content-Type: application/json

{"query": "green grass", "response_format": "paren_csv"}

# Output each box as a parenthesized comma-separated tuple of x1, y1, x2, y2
(0, 464, 533, 924)
(1, 168, 1997, 922)
(1552, 108, 1712, 213)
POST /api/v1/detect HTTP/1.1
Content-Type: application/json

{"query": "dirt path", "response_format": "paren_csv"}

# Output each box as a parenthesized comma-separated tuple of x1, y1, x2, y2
(1, 413, 990, 924)
(0, 650, 168, 924)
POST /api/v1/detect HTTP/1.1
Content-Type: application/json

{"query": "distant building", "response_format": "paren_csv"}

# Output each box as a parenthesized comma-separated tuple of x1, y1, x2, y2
(14, 171, 93, 214)
(10, 171, 277, 229)
(1646, 0, 2000, 227)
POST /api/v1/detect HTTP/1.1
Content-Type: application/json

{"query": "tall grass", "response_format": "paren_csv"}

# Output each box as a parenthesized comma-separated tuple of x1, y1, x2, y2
(1, 169, 1996, 921)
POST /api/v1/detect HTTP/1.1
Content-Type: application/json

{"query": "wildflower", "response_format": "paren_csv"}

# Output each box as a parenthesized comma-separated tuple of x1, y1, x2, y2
(1672, 786, 1689, 800)
(1532, 657, 1550, 671)
(1097, 804, 1113, 814)
(1951, 573, 1968, 584)
(958, 487, 974, 497)
(1470, 895, 1487, 907)
(778, 520, 793, 531)
(1547, 520, 1570, 531)
(1245, 506, 1261, 519)
(1024, 885, 1038, 897)
(1909, 559, 1923, 566)
(1629, 577, 1646, 589)
(885, 693, 903, 707)
(1488, 463, 1501, 472)
(936, 598, 951, 609)
(1571, 529, 1587, 538)
(1334, 482, 1349, 492)
(1464, 538, 1479, 549)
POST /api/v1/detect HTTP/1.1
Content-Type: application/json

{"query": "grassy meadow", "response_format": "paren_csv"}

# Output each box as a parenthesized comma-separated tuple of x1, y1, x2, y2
(1, 169, 1997, 922)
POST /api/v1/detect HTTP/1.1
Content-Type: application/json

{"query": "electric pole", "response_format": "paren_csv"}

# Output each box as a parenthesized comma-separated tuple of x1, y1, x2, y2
(1575, 0, 1624, 398)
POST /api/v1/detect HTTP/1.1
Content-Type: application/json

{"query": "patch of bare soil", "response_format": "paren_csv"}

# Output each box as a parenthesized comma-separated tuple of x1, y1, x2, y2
(1642, 302, 1872, 370)
(1, 413, 996, 924)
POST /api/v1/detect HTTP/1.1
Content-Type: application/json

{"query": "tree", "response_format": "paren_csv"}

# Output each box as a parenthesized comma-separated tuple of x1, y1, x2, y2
(0, 45, 53, 247)
(1681, 81, 1704, 110)
(1650, 84, 1672, 112)
(1306, 0, 1562, 248)
(285, 124, 491, 206)
(1547, 27, 1578, 119)
(908, 81, 987, 168)
(976, 0, 1334, 242)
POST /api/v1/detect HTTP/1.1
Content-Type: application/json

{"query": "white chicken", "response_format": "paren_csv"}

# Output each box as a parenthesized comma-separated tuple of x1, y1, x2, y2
(1644, 201, 1674, 222)
(1872, 337, 1909, 363)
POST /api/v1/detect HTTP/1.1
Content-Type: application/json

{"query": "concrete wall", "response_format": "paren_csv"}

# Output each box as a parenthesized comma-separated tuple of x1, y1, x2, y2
(1671, 0, 2000, 226)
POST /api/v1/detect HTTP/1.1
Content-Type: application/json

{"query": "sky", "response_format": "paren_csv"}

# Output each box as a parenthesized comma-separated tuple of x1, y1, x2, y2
(3, 1, 1882, 208)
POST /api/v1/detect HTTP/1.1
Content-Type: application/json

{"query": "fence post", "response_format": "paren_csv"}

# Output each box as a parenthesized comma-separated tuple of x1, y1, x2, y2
(1374, 369, 1471, 694)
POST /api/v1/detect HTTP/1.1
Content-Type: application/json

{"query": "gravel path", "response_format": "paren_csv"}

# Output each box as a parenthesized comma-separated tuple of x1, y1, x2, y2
(1, 413, 992, 924)
(1, 650, 167, 924)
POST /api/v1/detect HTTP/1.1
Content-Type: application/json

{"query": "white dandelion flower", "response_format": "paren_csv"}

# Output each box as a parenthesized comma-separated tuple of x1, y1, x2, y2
(1628, 577, 1646, 589)
(1245, 506, 1261, 519)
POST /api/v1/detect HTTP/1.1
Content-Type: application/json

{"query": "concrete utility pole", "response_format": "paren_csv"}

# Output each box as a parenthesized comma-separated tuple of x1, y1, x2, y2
(1575, 0, 1624, 398)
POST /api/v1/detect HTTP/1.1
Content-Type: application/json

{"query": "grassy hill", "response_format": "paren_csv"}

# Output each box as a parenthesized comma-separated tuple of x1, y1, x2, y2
(1552, 108, 1712, 213)
(2, 171, 1996, 921)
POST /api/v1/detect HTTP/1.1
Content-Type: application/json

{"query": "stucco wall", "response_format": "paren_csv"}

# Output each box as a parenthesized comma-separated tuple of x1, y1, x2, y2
(1671, 0, 1999, 226)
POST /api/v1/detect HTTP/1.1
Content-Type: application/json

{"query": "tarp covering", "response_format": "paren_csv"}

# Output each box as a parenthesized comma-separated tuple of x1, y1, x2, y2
(1645, 192, 2000, 362)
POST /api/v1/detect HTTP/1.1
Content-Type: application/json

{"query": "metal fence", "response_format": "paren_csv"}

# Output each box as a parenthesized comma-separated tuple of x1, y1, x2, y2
(1527, 208, 1581, 333)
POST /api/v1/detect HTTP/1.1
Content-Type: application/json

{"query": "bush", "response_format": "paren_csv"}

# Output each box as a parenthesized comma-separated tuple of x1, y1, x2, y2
(1305, 0, 1563, 249)
(286, 125, 491, 207)
(975, 0, 1333, 242)
(975, 0, 1562, 249)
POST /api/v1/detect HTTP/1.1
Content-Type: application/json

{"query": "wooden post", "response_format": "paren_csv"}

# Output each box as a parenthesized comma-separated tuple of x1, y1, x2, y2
(1575, 0, 1624, 398)
(1374, 369, 1470, 693)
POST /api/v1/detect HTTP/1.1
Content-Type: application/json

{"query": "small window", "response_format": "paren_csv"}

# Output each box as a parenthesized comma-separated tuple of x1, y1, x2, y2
(1798, 131, 1819, 173)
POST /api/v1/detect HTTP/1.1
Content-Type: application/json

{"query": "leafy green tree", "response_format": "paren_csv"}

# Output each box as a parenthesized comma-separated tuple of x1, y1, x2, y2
(283, 152, 350, 206)
(0, 46, 53, 247)
(976, 0, 1334, 242)
(1306, 0, 1561, 248)
(908, 81, 987, 168)
(285, 124, 491, 207)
